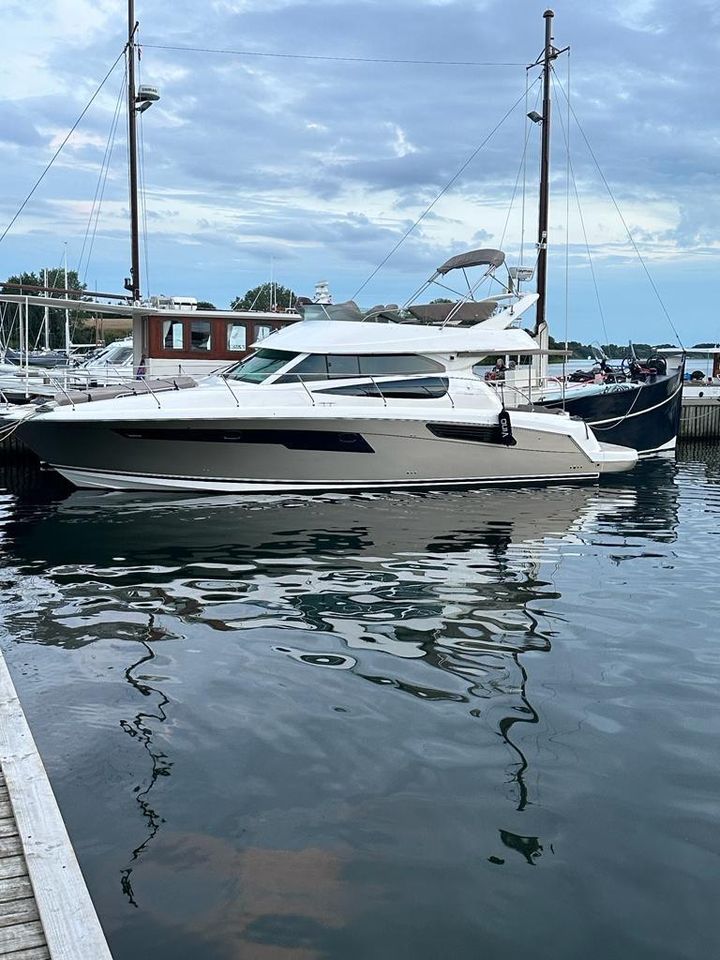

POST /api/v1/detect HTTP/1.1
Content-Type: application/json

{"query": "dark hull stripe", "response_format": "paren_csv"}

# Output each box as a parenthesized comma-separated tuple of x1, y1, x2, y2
(113, 427, 375, 453)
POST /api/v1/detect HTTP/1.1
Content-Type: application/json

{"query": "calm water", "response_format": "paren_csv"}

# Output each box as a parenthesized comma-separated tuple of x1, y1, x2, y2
(0, 448, 718, 960)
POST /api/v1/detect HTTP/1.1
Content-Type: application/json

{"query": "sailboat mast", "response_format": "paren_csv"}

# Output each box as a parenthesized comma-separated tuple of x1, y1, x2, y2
(127, 0, 141, 303)
(43, 267, 50, 351)
(535, 8, 554, 336)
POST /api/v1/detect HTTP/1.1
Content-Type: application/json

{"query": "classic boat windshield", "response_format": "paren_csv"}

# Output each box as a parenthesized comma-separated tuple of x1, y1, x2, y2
(85, 341, 133, 367)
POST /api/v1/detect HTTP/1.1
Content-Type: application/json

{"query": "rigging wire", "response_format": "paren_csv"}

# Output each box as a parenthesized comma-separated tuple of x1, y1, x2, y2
(562, 51, 571, 398)
(0, 47, 126, 246)
(141, 42, 525, 67)
(78, 65, 127, 283)
(499, 82, 542, 252)
(138, 113, 151, 298)
(84, 86, 124, 288)
(551, 66, 684, 348)
(520, 72, 530, 266)
(553, 76, 609, 347)
(352, 76, 542, 300)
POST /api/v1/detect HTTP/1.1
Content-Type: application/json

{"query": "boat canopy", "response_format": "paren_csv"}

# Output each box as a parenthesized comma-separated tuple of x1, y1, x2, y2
(436, 249, 505, 275)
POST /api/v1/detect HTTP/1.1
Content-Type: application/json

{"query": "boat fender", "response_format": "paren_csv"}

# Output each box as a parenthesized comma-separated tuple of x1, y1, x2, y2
(498, 408, 516, 446)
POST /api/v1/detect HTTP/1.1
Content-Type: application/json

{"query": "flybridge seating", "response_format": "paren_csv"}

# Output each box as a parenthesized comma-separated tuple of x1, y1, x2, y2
(366, 299, 508, 326)
(297, 249, 518, 330)
(300, 299, 505, 326)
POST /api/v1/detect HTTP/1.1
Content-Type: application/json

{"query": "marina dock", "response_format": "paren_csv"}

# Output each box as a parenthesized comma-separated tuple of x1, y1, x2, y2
(0, 653, 112, 959)
(679, 395, 720, 439)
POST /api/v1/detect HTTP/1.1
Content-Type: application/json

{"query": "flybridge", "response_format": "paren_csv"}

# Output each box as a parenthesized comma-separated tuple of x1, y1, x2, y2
(256, 313, 545, 359)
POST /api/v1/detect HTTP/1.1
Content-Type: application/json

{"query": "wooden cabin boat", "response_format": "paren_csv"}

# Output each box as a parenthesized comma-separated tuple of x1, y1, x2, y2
(135, 305, 299, 379)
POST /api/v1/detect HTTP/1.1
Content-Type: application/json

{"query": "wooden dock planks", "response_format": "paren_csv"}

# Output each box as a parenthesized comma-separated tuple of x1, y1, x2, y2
(0, 770, 48, 959)
(0, 652, 112, 959)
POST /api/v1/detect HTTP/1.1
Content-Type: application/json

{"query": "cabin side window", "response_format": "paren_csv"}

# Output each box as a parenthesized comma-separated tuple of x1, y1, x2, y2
(277, 353, 444, 382)
(163, 319, 184, 350)
(227, 323, 247, 352)
(359, 355, 443, 375)
(254, 324, 273, 342)
(190, 320, 212, 351)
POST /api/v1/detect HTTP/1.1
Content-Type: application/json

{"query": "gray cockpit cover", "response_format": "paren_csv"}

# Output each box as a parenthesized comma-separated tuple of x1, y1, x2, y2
(436, 248, 505, 275)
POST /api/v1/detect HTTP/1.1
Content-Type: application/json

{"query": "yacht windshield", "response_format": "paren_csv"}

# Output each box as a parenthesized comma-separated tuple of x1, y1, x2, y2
(225, 349, 299, 383)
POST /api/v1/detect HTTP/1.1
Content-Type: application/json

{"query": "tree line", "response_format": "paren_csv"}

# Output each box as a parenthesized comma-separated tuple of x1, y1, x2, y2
(547, 335, 683, 360)
(1, 268, 92, 349)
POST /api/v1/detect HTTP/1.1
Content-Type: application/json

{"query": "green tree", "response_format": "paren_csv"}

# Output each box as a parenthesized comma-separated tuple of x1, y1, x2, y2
(231, 283, 296, 313)
(197, 300, 216, 310)
(1, 267, 88, 349)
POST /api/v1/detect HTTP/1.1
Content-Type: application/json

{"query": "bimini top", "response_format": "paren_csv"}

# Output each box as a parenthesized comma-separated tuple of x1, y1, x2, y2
(436, 249, 506, 275)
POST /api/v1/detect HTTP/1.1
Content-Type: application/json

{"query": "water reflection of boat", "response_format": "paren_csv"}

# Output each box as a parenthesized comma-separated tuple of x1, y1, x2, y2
(1, 473, 678, 686)
(0, 465, 679, 841)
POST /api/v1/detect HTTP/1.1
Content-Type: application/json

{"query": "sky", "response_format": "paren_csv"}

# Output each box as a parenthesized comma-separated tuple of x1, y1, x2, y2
(0, 0, 718, 345)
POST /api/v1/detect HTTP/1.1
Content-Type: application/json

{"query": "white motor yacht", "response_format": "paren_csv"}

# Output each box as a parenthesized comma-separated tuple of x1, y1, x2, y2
(3, 298, 637, 492)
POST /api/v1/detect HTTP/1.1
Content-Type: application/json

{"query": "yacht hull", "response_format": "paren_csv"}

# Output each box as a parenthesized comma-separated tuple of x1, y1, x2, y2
(537, 366, 684, 457)
(17, 415, 603, 492)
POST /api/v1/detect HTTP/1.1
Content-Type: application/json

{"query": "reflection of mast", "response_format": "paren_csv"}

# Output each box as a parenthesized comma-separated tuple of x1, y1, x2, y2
(497, 654, 539, 812)
(119, 618, 172, 907)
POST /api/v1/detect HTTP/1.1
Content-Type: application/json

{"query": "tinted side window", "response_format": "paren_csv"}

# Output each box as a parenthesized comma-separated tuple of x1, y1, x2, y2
(276, 355, 328, 382)
(318, 377, 448, 399)
(327, 355, 361, 377)
(358, 355, 443, 375)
